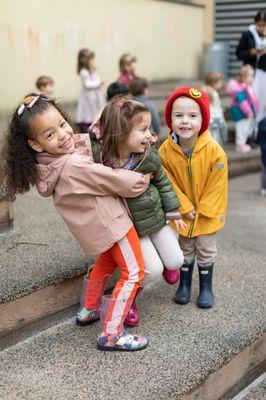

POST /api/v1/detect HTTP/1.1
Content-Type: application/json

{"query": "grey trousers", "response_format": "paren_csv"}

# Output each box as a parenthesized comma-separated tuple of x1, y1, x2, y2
(261, 164, 266, 189)
(178, 233, 217, 266)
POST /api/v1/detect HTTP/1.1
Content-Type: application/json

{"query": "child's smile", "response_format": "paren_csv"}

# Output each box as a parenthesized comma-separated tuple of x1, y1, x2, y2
(120, 112, 152, 158)
(171, 97, 203, 146)
(28, 106, 75, 155)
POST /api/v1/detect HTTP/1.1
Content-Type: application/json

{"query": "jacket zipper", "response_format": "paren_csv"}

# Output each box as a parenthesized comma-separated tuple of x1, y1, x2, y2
(187, 155, 196, 238)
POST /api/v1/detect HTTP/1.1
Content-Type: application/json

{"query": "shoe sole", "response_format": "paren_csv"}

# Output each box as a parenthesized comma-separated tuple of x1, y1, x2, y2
(124, 321, 139, 327)
(174, 297, 190, 305)
(76, 317, 100, 327)
(197, 303, 214, 309)
(97, 343, 148, 352)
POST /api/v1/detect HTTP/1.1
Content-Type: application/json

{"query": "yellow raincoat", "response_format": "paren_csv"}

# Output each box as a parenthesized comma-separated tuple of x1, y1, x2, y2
(159, 130, 228, 238)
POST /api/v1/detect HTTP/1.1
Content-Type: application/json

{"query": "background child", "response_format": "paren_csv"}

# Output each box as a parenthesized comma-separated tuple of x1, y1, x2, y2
(117, 53, 137, 87)
(2, 93, 150, 352)
(258, 116, 266, 196)
(160, 87, 228, 309)
(226, 65, 259, 153)
(236, 10, 266, 124)
(36, 75, 54, 97)
(106, 81, 129, 100)
(90, 96, 185, 326)
(202, 72, 227, 146)
(130, 77, 162, 137)
(76, 48, 105, 133)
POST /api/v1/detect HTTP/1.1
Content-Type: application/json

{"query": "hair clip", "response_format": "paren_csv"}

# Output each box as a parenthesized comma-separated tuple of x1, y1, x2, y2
(17, 104, 25, 116)
(117, 100, 125, 109)
(17, 95, 40, 116)
(91, 122, 102, 140)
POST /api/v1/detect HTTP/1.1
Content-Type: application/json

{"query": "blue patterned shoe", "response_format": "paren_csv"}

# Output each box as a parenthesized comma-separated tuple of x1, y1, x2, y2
(76, 307, 100, 326)
(97, 331, 148, 351)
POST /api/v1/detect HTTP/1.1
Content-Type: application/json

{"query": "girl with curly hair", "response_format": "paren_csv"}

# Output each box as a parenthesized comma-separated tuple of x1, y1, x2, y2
(2, 93, 151, 352)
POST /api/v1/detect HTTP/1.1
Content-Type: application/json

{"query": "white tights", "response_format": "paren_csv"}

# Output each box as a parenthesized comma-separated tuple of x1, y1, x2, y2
(140, 225, 184, 287)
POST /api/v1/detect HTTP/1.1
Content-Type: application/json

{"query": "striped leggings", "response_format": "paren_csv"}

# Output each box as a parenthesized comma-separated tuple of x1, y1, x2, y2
(85, 226, 145, 335)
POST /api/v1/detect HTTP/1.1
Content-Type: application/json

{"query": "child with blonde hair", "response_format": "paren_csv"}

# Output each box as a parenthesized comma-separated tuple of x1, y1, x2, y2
(117, 53, 137, 87)
(36, 75, 54, 97)
(203, 72, 227, 146)
(226, 65, 259, 153)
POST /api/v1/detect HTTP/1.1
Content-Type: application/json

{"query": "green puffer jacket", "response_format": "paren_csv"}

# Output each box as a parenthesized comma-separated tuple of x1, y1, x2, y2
(91, 136, 180, 237)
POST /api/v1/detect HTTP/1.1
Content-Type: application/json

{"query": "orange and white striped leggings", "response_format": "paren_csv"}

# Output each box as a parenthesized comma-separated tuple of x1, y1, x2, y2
(85, 226, 145, 335)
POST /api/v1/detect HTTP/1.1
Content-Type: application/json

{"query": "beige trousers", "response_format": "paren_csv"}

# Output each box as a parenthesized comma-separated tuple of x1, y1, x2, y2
(178, 233, 217, 266)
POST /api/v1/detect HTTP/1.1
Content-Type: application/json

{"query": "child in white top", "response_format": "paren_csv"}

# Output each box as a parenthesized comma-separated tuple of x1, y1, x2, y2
(203, 72, 227, 146)
(76, 48, 105, 133)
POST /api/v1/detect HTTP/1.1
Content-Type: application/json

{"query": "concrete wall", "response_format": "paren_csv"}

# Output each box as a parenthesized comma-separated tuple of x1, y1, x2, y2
(0, 0, 204, 111)
(192, 0, 214, 43)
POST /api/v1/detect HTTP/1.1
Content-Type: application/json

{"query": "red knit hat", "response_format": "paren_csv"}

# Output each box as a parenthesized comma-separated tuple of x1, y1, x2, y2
(165, 86, 210, 135)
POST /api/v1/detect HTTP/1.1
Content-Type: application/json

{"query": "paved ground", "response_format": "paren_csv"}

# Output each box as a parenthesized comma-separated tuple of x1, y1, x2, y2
(0, 173, 265, 400)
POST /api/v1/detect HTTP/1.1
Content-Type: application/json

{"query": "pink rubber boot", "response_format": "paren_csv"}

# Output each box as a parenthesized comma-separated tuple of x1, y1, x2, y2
(162, 267, 180, 285)
(124, 287, 143, 326)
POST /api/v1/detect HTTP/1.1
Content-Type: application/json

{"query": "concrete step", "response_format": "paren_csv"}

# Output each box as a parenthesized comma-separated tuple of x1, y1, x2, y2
(0, 188, 88, 337)
(0, 174, 265, 400)
(0, 188, 118, 338)
(233, 373, 266, 400)
(0, 145, 261, 339)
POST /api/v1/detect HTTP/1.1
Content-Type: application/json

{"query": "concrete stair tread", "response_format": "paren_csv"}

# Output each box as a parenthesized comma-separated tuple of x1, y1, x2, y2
(1, 288, 264, 400)
(0, 188, 89, 304)
(241, 375, 266, 400)
(1, 174, 265, 400)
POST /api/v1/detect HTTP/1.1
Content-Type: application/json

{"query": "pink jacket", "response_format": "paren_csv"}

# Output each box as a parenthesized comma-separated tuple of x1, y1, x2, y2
(35, 134, 149, 255)
(225, 80, 259, 118)
(117, 72, 136, 87)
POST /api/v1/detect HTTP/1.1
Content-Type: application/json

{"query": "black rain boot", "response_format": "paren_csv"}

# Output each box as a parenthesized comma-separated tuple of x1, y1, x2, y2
(175, 263, 194, 304)
(197, 264, 214, 309)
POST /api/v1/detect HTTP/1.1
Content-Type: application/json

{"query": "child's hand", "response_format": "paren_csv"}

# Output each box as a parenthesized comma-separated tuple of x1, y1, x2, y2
(166, 212, 187, 231)
(185, 210, 195, 220)
(173, 218, 187, 231)
(257, 48, 266, 57)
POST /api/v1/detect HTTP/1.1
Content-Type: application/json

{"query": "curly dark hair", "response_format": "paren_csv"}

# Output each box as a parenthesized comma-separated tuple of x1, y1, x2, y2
(1, 93, 73, 201)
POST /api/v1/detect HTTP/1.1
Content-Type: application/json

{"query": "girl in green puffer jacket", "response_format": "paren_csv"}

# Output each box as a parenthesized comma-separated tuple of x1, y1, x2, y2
(90, 96, 186, 326)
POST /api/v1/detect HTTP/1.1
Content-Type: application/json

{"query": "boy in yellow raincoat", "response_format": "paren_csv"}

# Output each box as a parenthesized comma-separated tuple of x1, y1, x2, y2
(159, 86, 228, 308)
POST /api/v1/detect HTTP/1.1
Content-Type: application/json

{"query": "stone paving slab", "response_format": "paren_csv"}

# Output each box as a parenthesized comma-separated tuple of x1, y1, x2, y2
(242, 375, 266, 400)
(0, 173, 265, 400)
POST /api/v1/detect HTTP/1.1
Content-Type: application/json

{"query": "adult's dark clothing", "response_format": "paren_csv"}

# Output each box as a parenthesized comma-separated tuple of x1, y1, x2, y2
(236, 30, 266, 71)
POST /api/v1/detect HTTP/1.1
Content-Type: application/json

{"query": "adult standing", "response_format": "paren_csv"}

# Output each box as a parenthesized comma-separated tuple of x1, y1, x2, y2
(236, 11, 266, 123)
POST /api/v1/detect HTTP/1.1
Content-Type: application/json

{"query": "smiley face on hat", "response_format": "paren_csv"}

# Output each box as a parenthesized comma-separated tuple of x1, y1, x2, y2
(164, 86, 210, 135)
(189, 88, 202, 99)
